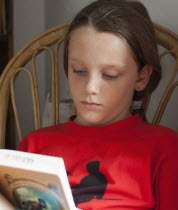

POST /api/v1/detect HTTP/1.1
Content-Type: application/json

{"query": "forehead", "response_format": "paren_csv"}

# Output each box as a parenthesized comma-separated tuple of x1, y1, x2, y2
(68, 26, 135, 67)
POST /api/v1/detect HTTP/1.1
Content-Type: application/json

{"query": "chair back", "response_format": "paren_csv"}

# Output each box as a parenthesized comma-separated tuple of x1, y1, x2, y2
(0, 23, 69, 148)
(144, 24, 178, 131)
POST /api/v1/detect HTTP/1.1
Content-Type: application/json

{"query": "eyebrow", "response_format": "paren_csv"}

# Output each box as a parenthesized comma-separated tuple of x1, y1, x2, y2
(69, 58, 85, 65)
(69, 58, 127, 69)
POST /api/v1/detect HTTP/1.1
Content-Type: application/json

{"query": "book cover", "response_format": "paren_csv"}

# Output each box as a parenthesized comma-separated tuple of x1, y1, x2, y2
(0, 149, 79, 210)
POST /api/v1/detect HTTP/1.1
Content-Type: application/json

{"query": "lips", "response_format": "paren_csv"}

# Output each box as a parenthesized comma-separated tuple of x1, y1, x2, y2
(82, 101, 101, 105)
(81, 101, 101, 109)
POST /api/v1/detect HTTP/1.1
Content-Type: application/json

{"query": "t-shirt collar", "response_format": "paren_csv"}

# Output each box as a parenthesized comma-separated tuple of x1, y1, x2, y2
(67, 114, 143, 137)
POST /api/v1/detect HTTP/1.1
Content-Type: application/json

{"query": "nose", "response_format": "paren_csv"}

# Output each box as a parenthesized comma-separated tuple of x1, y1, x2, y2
(85, 75, 100, 95)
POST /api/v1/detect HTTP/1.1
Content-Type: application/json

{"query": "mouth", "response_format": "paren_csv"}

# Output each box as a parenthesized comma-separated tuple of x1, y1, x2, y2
(81, 101, 102, 109)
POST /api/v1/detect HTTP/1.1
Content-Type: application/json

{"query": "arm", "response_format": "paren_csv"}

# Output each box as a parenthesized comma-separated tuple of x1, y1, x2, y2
(155, 135, 178, 210)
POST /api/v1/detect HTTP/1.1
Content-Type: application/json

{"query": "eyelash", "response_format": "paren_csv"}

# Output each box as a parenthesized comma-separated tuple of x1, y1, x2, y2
(73, 69, 118, 80)
(103, 74, 118, 79)
(73, 69, 86, 76)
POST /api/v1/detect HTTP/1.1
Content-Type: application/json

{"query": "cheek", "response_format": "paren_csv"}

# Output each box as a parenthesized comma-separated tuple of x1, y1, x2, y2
(105, 81, 135, 105)
(68, 76, 81, 98)
(68, 72, 76, 88)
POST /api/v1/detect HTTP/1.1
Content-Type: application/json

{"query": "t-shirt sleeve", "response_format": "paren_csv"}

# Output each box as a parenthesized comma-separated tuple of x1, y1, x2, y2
(155, 134, 178, 210)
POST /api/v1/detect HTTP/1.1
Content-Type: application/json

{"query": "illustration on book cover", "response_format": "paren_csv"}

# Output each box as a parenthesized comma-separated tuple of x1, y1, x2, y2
(0, 167, 68, 210)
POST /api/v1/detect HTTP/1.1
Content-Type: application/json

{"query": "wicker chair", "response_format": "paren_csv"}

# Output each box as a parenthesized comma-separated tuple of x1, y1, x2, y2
(0, 22, 178, 149)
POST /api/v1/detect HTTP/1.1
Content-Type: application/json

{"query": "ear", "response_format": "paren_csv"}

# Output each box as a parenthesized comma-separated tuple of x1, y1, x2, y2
(135, 65, 153, 91)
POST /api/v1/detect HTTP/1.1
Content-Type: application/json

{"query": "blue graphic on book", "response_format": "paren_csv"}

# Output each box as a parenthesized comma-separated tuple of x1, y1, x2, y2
(15, 187, 59, 209)
(4, 174, 65, 210)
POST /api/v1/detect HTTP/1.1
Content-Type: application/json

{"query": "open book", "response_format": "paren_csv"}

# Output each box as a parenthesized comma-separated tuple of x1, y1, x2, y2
(0, 149, 80, 210)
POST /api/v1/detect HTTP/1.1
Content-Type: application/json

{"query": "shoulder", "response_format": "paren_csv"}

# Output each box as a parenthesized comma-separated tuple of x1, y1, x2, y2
(148, 123, 177, 135)
(140, 121, 178, 153)
(27, 115, 77, 136)
(24, 121, 70, 142)
(147, 122, 177, 139)
(28, 121, 69, 136)
(133, 116, 178, 148)
(137, 117, 178, 138)
(18, 122, 69, 152)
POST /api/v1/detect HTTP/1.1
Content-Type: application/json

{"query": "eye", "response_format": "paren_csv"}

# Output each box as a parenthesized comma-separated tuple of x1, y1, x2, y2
(73, 69, 87, 76)
(103, 74, 118, 80)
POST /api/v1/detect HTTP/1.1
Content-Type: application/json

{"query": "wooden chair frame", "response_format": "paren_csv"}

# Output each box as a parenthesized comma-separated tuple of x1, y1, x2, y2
(0, 22, 178, 148)
(152, 24, 178, 126)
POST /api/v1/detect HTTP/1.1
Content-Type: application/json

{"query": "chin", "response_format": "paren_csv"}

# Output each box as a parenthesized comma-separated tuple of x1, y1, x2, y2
(79, 114, 109, 127)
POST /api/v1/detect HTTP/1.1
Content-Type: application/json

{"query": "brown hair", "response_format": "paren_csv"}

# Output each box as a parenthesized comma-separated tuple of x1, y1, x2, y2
(63, 0, 162, 118)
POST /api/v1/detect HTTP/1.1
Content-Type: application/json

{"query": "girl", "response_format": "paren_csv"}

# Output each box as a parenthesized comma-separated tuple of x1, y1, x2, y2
(19, 0, 178, 209)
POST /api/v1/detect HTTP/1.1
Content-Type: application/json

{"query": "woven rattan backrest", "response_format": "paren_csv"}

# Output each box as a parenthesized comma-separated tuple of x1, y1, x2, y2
(0, 22, 178, 148)
(145, 23, 178, 130)
(0, 23, 69, 148)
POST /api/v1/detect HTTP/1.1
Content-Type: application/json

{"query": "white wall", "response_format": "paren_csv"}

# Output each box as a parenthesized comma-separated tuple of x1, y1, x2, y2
(139, 0, 178, 34)
(13, 0, 178, 139)
(14, 0, 45, 53)
(13, 0, 46, 141)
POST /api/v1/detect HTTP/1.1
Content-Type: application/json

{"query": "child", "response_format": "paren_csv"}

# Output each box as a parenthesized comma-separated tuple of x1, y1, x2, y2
(18, 0, 178, 209)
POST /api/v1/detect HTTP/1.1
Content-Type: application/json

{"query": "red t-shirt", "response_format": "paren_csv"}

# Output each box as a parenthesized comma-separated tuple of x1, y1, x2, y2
(18, 114, 178, 210)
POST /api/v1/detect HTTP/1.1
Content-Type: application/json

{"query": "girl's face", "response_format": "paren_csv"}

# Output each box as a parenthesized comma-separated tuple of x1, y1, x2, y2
(68, 27, 142, 126)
